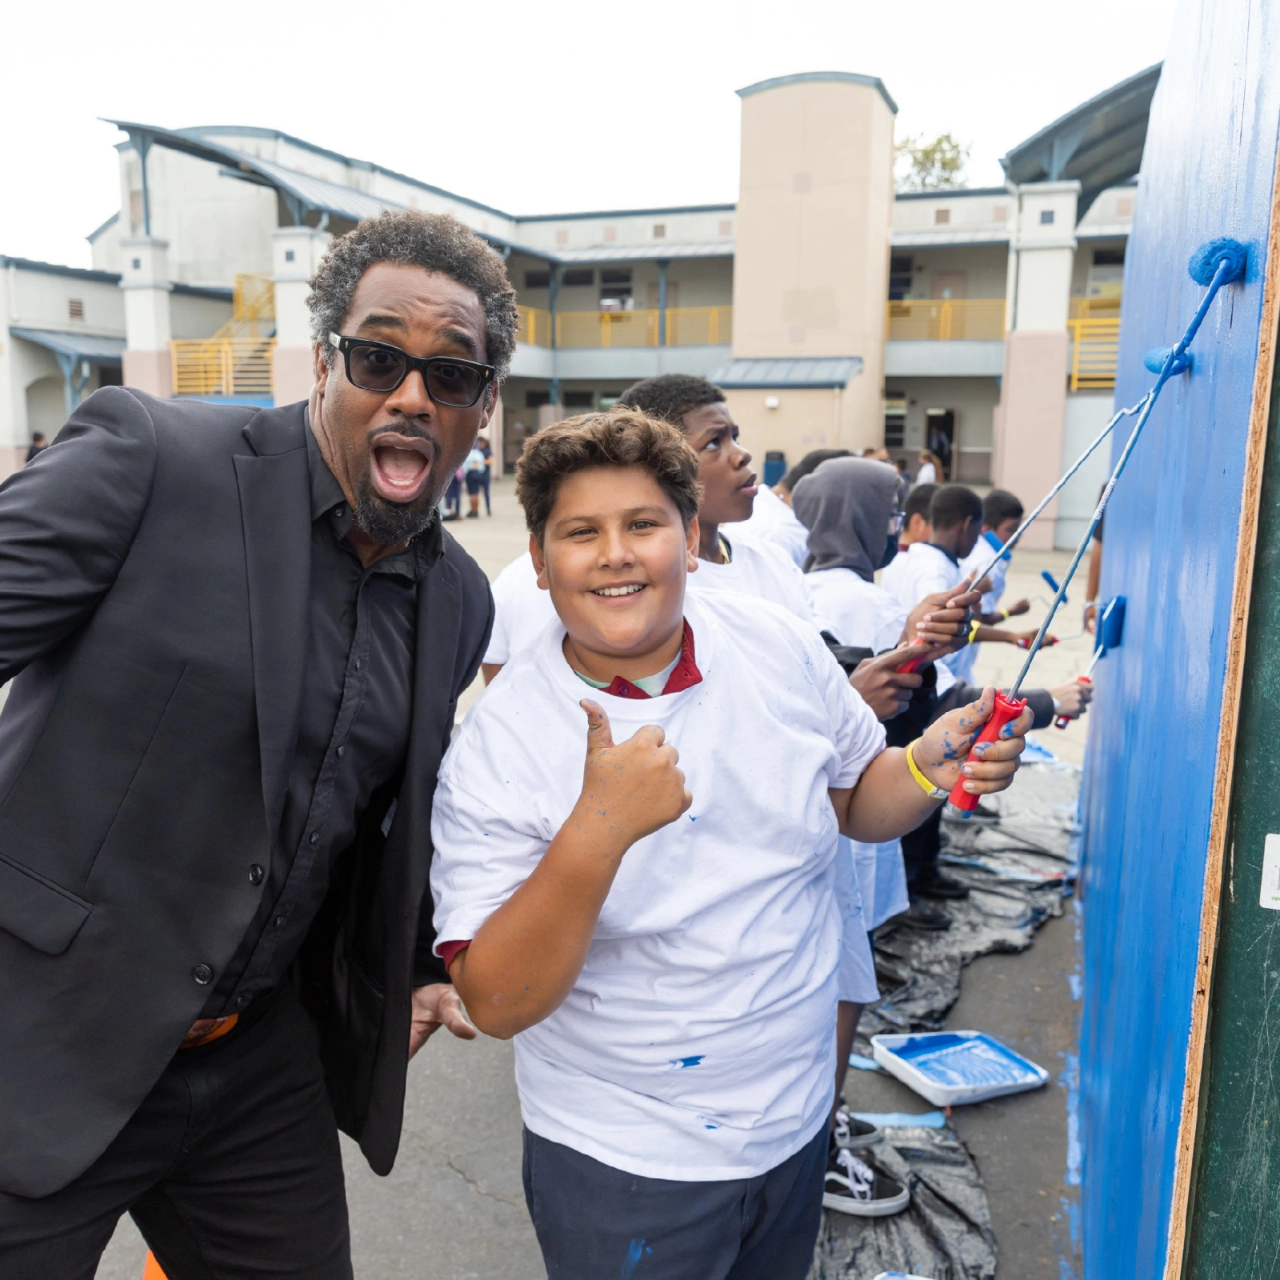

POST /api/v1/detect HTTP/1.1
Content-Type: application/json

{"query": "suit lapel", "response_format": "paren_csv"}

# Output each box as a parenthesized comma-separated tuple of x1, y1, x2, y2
(234, 404, 312, 835)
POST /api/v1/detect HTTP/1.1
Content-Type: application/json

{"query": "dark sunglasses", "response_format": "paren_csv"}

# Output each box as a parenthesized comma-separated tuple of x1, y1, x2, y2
(329, 333, 495, 407)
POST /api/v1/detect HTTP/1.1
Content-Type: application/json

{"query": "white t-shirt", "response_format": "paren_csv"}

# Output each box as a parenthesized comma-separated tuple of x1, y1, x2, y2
(806, 568, 911, 934)
(916, 462, 937, 486)
(881, 541, 963, 614)
(805, 568, 906, 655)
(482, 552, 558, 666)
(690, 534, 821, 629)
(950, 531, 1012, 683)
(431, 590, 886, 1181)
(735, 485, 810, 568)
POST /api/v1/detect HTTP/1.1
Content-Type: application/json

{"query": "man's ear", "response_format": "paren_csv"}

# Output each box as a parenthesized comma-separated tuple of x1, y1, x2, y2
(478, 381, 499, 431)
(686, 515, 700, 571)
(313, 342, 330, 394)
(530, 533, 550, 589)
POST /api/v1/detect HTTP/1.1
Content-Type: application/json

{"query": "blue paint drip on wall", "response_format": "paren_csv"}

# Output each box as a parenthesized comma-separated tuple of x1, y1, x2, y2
(1077, 6, 1280, 1273)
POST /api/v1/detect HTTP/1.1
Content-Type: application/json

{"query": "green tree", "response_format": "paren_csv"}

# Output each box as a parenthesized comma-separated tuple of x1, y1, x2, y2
(895, 133, 970, 191)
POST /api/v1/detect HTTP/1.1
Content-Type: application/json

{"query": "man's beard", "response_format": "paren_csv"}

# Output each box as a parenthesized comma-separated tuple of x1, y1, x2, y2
(354, 470, 442, 545)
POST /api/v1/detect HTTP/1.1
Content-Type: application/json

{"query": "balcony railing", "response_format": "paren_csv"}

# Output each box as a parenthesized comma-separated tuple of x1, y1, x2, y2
(885, 298, 1007, 341)
(515, 305, 733, 349)
(1069, 295, 1122, 320)
(171, 338, 276, 398)
(1068, 319, 1121, 390)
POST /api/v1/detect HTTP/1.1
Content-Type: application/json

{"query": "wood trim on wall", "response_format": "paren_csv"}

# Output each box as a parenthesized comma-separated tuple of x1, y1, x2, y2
(1163, 140, 1280, 1278)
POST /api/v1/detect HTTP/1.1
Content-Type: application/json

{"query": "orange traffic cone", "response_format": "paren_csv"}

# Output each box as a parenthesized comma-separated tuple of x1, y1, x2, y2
(142, 1251, 168, 1280)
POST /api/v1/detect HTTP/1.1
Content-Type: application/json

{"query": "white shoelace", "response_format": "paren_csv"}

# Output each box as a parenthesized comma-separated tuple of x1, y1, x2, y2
(833, 1149, 876, 1202)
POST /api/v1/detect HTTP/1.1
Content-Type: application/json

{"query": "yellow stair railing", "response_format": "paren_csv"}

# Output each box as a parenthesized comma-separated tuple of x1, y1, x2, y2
(885, 298, 1007, 341)
(516, 306, 553, 347)
(1069, 294, 1123, 321)
(1068, 318, 1122, 390)
(172, 273, 276, 397)
(665, 306, 733, 347)
(515, 306, 735, 349)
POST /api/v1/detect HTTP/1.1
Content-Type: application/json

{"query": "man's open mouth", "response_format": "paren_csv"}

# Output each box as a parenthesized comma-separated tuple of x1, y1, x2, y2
(369, 434, 435, 504)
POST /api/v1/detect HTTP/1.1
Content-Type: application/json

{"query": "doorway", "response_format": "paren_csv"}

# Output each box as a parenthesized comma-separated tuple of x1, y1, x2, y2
(925, 408, 955, 479)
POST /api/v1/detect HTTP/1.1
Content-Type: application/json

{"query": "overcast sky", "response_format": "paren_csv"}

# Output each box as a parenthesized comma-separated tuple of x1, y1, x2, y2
(4, 0, 1177, 269)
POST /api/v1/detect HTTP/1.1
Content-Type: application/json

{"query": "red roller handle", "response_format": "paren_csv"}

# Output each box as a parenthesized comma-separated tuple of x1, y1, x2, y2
(945, 691, 1028, 817)
(1054, 675, 1092, 730)
(898, 657, 926, 674)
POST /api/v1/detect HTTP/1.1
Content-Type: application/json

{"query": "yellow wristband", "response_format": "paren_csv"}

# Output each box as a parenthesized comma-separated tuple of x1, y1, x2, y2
(968, 618, 981, 644)
(906, 740, 949, 801)
(998, 608, 1009, 621)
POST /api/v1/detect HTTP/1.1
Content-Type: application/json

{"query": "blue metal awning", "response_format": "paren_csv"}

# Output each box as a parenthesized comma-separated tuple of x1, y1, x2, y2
(1000, 64, 1161, 218)
(710, 356, 862, 389)
(11, 328, 126, 363)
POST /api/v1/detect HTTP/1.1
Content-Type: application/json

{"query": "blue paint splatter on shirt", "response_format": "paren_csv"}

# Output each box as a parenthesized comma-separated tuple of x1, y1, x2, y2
(621, 1239, 652, 1279)
(669, 1055, 704, 1069)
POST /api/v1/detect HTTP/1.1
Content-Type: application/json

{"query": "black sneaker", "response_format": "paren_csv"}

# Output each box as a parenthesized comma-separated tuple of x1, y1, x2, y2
(822, 1147, 909, 1217)
(832, 1109, 881, 1150)
(896, 899, 951, 931)
(913, 868, 970, 900)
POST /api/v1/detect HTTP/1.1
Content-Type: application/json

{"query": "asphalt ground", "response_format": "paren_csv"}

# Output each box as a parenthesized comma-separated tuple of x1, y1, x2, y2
(98, 473, 1087, 1279)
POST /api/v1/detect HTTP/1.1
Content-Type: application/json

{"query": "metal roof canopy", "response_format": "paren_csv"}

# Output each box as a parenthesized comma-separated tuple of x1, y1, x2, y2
(553, 242, 734, 264)
(710, 356, 863, 389)
(1000, 63, 1161, 219)
(737, 71, 898, 115)
(102, 119, 561, 264)
(11, 328, 125, 363)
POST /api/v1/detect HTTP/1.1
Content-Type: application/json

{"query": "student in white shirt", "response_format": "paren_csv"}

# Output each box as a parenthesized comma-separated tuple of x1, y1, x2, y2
(951, 488, 1034, 684)
(431, 410, 1033, 1276)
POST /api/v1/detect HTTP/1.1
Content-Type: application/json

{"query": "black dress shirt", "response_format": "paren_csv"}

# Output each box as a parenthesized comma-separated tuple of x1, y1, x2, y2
(204, 425, 430, 1016)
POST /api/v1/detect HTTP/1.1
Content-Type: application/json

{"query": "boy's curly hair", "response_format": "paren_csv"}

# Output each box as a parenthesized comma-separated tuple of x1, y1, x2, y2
(516, 409, 702, 544)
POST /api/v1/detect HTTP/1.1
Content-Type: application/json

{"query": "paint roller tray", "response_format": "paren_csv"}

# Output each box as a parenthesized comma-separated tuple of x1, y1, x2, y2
(869, 1031, 1049, 1107)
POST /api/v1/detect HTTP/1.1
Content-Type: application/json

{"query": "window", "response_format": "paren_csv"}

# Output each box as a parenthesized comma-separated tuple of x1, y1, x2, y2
(68, 299, 85, 320)
(562, 268, 594, 287)
(1093, 248, 1125, 266)
(525, 269, 551, 289)
(888, 256, 913, 301)
(563, 391, 594, 408)
(718, 219, 733, 237)
(884, 394, 906, 449)
(652, 224, 666, 239)
(934, 208, 950, 225)
(1040, 209, 1055, 225)
(599, 267, 633, 311)
(525, 390, 551, 409)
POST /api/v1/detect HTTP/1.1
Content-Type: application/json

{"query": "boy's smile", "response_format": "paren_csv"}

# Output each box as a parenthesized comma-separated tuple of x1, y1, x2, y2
(530, 466, 699, 685)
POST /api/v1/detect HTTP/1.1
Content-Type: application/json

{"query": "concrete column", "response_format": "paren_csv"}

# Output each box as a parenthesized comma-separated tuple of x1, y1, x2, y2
(120, 237, 174, 398)
(992, 181, 1079, 549)
(0, 265, 24, 480)
(272, 226, 332, 406)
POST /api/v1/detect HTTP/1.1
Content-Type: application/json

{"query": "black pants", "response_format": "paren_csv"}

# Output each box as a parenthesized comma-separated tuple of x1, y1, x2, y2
(0, 987, 351, 1280)
(902, 805, 943, 890)
(522, 1123, 827, 1280)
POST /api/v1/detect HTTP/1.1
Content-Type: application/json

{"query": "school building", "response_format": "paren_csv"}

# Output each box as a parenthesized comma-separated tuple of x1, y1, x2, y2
(0, 64, 1158, 548)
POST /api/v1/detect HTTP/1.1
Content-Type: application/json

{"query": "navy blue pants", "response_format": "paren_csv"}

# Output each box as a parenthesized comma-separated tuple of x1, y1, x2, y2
(522, 1123, 827, 1280)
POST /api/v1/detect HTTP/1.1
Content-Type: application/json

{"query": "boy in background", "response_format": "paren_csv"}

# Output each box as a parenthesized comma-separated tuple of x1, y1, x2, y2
(431, 410, 1032, 1277)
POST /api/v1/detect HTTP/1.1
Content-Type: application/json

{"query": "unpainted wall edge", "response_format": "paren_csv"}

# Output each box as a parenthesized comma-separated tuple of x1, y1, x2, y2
(1162, 137, 1280, 1279)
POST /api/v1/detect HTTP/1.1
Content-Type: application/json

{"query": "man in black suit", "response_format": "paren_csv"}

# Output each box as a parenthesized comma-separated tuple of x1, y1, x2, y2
(0, 210, 514, 1278)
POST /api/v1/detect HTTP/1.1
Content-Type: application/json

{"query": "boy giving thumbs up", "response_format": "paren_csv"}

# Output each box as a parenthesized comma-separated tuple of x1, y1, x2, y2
(429, 410, 1030, 1280)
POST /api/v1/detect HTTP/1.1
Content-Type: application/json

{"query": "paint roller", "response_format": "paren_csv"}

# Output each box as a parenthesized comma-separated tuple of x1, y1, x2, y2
(943, 238, 1247, 818)
(1054, 596, 1126, 729)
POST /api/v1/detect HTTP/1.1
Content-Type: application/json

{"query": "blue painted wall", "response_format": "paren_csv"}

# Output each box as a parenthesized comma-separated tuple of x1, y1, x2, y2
(1078, 1, 1279, 1273)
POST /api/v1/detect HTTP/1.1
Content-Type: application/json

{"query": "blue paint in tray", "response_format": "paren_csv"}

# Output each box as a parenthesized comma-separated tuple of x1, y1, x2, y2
(871, 1031, 1049, 1106)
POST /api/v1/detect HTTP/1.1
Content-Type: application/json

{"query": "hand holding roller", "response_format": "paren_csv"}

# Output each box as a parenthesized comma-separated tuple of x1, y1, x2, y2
(944, 692, 1029, 818)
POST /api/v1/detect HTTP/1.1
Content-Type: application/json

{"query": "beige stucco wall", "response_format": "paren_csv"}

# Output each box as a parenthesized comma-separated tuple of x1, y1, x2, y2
(723, 386, 848, 466)
(731, 76, 895, 456)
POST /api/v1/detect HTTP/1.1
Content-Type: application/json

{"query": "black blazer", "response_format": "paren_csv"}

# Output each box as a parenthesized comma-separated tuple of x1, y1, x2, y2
(0, 389, 492, 1197)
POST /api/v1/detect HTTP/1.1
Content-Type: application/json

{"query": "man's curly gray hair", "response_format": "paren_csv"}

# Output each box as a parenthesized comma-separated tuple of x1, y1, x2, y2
(307, 210, 519, 380)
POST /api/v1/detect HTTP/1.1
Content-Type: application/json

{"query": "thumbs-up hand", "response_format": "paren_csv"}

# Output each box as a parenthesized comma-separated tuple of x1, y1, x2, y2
(578, 699, 692, 848)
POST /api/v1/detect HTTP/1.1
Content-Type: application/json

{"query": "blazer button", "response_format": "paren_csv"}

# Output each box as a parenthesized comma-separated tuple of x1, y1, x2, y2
(248, 864, 264, 885)
(193, 964, 213, 985)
